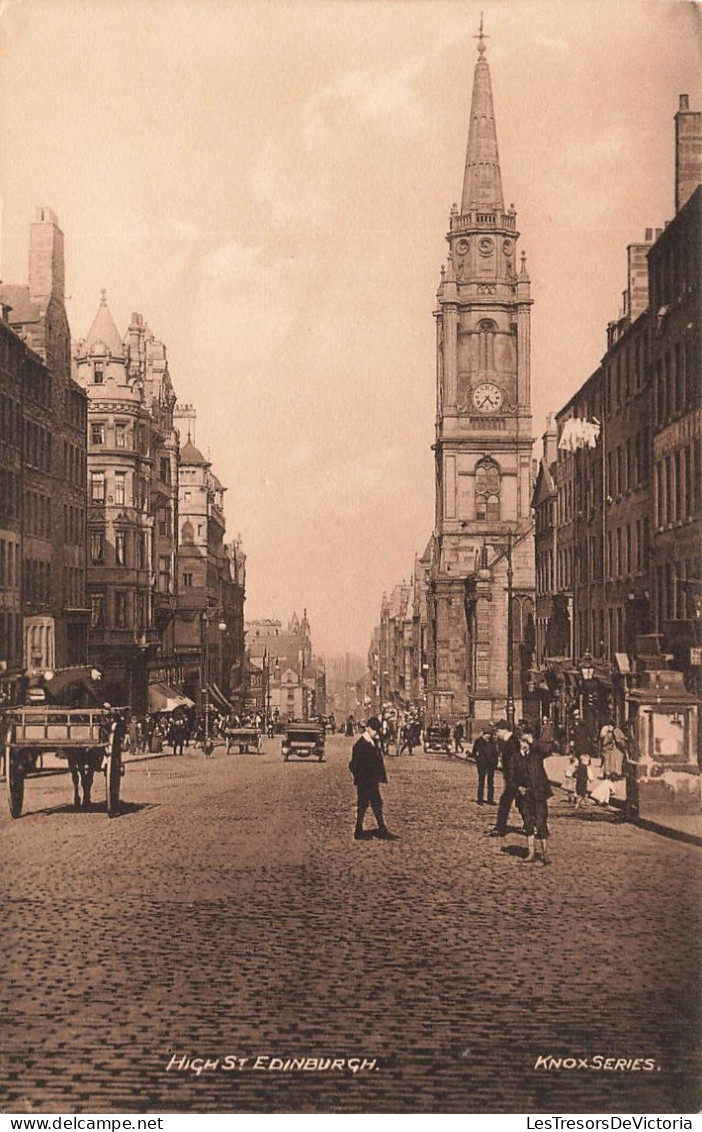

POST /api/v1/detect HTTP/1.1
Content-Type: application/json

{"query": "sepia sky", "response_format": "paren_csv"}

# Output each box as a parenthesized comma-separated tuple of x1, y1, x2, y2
(1, 0, 700, 657)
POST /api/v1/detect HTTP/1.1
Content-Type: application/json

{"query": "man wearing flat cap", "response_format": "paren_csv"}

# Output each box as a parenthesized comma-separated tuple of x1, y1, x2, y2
(349, 716, 399, 841)
(472, 723, 498, 805)
(488, 719, 522, 837)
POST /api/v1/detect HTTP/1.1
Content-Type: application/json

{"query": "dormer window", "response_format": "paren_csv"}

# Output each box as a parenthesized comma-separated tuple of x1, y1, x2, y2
(94, 364, 104, 384)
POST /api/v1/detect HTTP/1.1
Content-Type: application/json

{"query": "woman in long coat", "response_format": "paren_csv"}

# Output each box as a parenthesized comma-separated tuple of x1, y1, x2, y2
(514, 732, 553, 865)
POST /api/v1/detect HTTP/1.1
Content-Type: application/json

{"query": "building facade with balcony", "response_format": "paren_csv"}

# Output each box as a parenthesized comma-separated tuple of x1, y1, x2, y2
(0, 208, 89, 697)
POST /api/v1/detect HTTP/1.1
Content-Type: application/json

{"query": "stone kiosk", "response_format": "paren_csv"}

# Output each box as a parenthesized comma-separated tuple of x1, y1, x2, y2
(626, 641, 700, 816)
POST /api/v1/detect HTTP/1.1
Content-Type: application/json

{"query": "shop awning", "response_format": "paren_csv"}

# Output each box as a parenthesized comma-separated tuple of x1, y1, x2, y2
(527, 668, 550, 691)
(205, 683, 232, 712)
(148, 683, 194, 713)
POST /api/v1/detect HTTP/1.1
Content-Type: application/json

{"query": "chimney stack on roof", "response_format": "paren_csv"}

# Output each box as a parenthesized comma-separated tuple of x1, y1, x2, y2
(675, 93, 702, 213)
(29, 207, 64, 303)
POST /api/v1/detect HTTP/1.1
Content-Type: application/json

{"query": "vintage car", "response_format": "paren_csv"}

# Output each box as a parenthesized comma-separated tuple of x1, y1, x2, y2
(282, 722, 325, 762)
(225, 726, 263, 754)
(423, 724, 452, 756)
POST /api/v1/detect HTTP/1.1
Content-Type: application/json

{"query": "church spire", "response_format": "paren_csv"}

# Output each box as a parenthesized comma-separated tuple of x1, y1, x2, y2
(461, 15, 504, 213)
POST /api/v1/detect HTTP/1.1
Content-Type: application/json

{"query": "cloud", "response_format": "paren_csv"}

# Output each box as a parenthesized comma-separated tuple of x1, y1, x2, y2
(200, 240, 262, 280)
(304, 56, 435, 145)
(333, 66, 427, 123)
(167, 216, 199, 240)
(565, 128, 627, 169)
(532, 33, 571, 55)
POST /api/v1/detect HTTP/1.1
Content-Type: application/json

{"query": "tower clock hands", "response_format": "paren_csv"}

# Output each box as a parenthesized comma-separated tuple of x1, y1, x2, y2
(472, 382, 503, 413)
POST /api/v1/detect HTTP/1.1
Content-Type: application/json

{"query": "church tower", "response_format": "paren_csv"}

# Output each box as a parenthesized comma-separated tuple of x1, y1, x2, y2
(426, 22, 535, 726)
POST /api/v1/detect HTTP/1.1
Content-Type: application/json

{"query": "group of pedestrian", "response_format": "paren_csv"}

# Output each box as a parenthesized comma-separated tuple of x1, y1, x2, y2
(348, 712, 554, 859)
(561, 714, 627, 809)
(470, 720, 553, 864)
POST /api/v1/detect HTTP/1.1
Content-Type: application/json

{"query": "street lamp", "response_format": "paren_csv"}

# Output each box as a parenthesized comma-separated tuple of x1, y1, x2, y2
(201, 611, 227, 756)
(506, 531, 515, 729)
(579, 651, 596, 732)
(487, 532, 516, 729)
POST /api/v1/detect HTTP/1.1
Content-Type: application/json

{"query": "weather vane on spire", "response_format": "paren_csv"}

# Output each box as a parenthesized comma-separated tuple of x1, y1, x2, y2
(474, 11, 489, 56)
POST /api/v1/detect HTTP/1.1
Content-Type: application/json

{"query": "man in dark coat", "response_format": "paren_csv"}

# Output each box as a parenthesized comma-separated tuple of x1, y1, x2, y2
(349, 716, 398, 841)
(513, 730, 553, 864)
(472, 724, 498, 805)
(42, 667, 106, 708)
(571, 711, 591, 757)
(488, 720, 522, 837)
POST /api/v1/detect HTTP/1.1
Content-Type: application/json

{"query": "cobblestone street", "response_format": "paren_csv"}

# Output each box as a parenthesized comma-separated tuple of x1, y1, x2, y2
(2, 735, 700, 1114)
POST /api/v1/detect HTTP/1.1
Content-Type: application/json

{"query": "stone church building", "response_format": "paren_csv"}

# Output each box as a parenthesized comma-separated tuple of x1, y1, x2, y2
(426, 29, 535, 727)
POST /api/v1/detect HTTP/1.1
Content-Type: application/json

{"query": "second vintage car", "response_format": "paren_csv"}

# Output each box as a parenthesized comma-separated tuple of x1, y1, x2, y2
(282, 722, 325, 762)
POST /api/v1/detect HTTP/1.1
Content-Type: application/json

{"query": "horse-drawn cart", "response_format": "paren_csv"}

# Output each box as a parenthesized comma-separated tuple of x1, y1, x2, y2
(2, 707, 125, 818)
(225, 726, 263, 754)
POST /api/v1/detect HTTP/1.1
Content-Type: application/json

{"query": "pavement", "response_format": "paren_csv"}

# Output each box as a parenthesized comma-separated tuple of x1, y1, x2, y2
(450, 747, 702, 847)
(2, 735, 701, 1115)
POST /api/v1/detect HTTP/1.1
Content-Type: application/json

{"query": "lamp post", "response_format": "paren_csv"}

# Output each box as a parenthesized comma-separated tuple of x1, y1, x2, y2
(579, 650, 595, 730)
(201, 610, 226, 756)
(505, 530, 515, 730)
(481, 532, 516, 729)
(263, 648, 271, 731)
(217, 619, 227, 697)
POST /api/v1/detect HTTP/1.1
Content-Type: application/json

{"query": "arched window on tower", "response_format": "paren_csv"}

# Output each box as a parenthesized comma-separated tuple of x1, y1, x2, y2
(475, 459, 500, 521)
(478, 320, 497, 372)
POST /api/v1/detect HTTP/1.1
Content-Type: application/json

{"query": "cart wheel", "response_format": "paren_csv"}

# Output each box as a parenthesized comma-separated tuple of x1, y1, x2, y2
(106, 729, 122, 817)
(6, 746, 24, 819)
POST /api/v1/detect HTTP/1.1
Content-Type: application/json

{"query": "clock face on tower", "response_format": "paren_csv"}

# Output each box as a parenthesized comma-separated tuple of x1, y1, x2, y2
(472, 382, 504, 413)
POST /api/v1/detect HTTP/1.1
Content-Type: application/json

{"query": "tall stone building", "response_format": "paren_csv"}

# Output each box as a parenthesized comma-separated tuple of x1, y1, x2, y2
(73, 297, 180, 713)
(532, 93, 701, 730)
(426, 29, 535, 726)
(0, 208, 89, 691)
(174, 431, 246, 711)
(246, 612, 318, 721)
(650, 97, 702, 697)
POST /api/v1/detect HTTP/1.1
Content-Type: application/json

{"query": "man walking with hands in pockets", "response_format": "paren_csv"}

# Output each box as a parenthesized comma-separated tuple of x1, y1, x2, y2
(349, 716, 399, 841)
